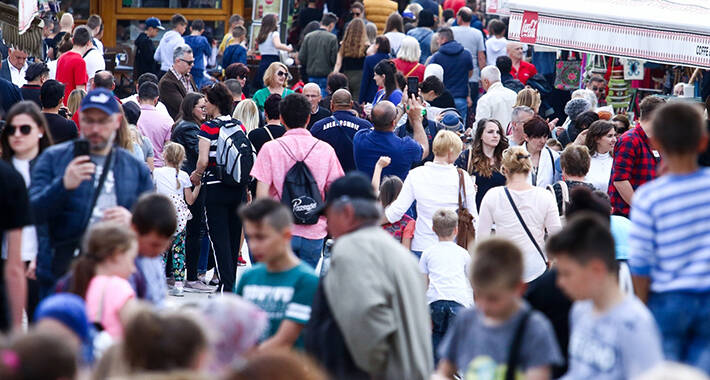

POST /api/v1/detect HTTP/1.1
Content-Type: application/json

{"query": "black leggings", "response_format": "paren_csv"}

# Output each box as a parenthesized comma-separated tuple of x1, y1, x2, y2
(183, 189, 206, 282)
(204, 183, 245, 292)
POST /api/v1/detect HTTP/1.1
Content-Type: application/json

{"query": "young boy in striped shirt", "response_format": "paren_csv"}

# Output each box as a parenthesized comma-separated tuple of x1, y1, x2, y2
(629, 102, 710, 372)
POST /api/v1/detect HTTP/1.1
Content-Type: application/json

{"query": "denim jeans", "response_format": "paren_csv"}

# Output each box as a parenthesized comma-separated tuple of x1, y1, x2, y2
(431, 300, 463, 364)
(291, 236, 324, 269)
(308, 77, 328, 97)
(648, 291, 710, 372)
(468, 82, 480, 122)
(454, 97, 468, 124)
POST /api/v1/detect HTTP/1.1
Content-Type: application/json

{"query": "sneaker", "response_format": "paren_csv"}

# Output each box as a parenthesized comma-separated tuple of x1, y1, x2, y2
(237, 256, 247, 266)
(167, 277, 176, 288)
(197, 273, 207, 284)
(184, 281, 216, 293)
(169, 282, 184, 297)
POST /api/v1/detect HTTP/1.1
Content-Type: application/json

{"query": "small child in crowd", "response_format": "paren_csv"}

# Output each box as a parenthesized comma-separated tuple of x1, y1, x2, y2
(154, 142, 201, 296)
(418, 208, 472, 363)
(70, 222, 138, 339)
(222, 25, 248, 68)
(436, 238, 562, 379)
(372, 156, 415, 249)
(548, 213, 663, 378)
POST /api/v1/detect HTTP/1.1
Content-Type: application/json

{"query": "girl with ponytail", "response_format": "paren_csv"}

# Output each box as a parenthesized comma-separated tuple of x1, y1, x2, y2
(372, 59, 403, 106)
(153, 142, 201, 296)
(70, 222, 138, 338)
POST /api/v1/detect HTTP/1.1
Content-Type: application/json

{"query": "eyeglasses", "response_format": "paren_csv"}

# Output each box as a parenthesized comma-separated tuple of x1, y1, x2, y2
(352, 11, 361, 16)
(276, 71, 287, 77)
(180, 58, 195, 65)
(6, 124, 32, 136)
(238, 75, 247, 79)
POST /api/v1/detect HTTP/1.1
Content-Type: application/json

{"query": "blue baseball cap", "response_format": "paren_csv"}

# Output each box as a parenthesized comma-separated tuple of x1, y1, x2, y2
(145, 17, 165, 30)
(80, 88, 122, 116)
(34, 293, 90, 342)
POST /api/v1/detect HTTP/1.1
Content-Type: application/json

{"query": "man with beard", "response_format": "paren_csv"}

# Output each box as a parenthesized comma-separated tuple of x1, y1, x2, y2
(30, 88, 154, 292)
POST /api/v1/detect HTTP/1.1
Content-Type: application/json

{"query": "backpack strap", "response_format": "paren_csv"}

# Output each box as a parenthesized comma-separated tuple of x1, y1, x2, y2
(277, 139, 319, 162)
(559, 180, 569, 216)
(546, 146, 556, 178)
(83, 47, 96, 58)
(504, 187, 548, 267)
(504, 309, 532, 380)
(264, 126, 275, 141)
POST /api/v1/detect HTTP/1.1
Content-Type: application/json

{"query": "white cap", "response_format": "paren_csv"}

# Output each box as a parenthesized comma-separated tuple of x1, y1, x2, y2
(424, 63, 444, 82)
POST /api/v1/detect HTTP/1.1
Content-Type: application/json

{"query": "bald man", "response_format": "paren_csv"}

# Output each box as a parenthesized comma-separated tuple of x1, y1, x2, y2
(353, 98, 429, 180)
(507, 41, 537, 85)
(311, 89, 374, 172)
(304, 82, 332, 129)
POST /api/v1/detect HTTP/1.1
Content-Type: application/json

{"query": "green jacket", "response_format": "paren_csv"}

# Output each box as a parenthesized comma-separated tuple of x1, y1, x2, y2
(298, 28, 338, 78)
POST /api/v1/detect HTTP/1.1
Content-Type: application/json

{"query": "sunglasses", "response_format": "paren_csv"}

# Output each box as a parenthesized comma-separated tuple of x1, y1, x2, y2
(276, 71, 287, 77)
(180, 58, 195, 65)
(6, 124, 32, 136)
(238, 74, 247, 79)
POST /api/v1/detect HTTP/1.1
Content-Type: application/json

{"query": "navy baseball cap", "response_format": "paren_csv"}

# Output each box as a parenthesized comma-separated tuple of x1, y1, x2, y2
(34, 293, 90, 343)
(80, 88, 122, 115)
(146, 17, 165, 30)
(313, 172, 377, 215)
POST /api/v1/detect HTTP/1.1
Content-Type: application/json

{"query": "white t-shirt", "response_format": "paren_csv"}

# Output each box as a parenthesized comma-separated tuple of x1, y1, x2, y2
(259, 31, 279, 55)
(154, 167, 191, 197)
(478, 186, 562, 282)
(586, 152, 613, 193)
(84, 48, 105, 79)
(2, 158, 37, 261)
(419, 241, 473, 307)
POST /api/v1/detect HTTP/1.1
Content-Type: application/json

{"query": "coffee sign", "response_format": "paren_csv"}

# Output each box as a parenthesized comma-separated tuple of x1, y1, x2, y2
(519, 11, 539, 44)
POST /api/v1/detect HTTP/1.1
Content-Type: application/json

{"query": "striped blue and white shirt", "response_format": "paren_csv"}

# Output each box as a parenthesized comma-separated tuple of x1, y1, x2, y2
(629, 169, 710, 293)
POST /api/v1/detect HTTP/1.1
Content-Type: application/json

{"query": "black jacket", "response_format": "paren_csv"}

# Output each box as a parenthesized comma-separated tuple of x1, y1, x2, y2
(501, 73, 525, 93)
(134, 32, 158, 79)
(171, 120, 201, 174)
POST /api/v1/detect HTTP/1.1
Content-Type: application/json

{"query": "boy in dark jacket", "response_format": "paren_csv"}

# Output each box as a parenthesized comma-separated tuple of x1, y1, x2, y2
(134, 17, 163, 79)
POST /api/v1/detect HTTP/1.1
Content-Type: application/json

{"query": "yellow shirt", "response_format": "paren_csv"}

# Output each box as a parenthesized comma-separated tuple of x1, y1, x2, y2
(219, 34, 233, 55)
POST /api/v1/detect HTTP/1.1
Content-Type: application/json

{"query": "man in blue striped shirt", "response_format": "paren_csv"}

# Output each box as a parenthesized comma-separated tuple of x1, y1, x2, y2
(629, 102, 710, 372)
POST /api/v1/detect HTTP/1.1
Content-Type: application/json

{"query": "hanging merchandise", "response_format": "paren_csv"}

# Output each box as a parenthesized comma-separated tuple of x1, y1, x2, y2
(554, 51, 582, 91)
(607, 65, 631, 115)
(621, 58, 645, 80)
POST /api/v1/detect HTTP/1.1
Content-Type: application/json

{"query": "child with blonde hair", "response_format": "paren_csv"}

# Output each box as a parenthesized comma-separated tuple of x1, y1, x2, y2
(153, 142, 201, 296)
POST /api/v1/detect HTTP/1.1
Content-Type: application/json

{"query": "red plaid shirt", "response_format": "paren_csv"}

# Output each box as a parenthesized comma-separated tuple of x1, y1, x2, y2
(608, 126, 659, 216)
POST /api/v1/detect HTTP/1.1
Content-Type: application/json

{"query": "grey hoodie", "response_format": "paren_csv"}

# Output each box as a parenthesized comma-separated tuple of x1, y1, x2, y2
(154, 30, 185, 72)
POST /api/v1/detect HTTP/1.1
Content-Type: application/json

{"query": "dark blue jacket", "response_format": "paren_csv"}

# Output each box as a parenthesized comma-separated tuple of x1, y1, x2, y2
(359, 52, 389, 104)
(0, 76, 22, 118)
(407, 27, 433, 64)
(311, 110, 373, 172)
(30, 142, 154, 283)
(430, 41, 473, 98)
(222, 44, 247, 68)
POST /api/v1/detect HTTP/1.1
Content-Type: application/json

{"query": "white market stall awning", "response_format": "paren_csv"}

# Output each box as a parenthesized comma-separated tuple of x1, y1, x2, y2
(504, 0, 710, 68)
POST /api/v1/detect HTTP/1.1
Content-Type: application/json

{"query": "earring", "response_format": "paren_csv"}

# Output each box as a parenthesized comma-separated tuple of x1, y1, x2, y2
(38, 133, 43, 138)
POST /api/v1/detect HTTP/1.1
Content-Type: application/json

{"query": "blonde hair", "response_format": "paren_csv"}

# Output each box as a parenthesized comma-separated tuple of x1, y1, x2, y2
(396, 36, 421, 63)
(340, 18, 369, 58)
(232, 99, 259, 134)
(163, 142, 186, 189)
(263, 62, 288, 88)
(515, 88, 541, 113)
(67, 89, 86, 115)
(405, 3, 423, 18)
(432, 208, 458, 237)
(432, 130, 463, 157)
(501, 146, 532, 175)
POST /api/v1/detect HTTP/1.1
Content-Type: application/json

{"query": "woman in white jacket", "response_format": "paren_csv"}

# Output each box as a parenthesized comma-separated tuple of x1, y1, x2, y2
(478, 146, 562, 283)
(385, 130, 477, 256)
(584, 120, 617, 192)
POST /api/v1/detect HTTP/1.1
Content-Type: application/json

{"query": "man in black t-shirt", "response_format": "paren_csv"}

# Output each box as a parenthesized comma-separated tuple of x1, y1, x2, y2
(304, 83, 332, 130)
(248, 93, 286, 154)
(41, 80, 78, 144)
(0, 160, 32, 332)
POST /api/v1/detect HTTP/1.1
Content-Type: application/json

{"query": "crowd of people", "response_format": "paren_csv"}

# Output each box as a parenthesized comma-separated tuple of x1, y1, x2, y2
(0, 1, 710, 380)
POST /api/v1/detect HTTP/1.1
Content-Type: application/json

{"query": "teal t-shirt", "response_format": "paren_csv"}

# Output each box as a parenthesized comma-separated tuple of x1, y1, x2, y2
(235, 262, 318, 348)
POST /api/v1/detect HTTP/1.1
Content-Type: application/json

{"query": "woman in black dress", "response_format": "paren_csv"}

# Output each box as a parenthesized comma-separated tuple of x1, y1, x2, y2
(455, 118, 509, 209)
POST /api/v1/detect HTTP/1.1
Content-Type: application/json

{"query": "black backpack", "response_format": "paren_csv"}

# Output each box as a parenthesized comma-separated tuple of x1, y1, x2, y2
(277, 140, 323, 225)
(215, 118, 256, 186)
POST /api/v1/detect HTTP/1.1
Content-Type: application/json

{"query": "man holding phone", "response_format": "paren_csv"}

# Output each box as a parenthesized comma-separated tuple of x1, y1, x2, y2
(29, 88, 154, 293)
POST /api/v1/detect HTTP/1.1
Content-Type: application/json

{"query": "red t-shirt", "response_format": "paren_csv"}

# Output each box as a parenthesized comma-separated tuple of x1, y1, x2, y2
(511, 60, 537, 85)
(443, 0, 465, 14)
(56, 51, 88, 105)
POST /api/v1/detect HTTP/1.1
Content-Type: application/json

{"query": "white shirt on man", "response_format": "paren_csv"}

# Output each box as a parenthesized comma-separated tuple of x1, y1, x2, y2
(475, 81, 517, 129)
(9, 61, 27, 87)
(419, 241, 473, 307)
(121, 94, 172, 119)
(84, 47, 106, 79)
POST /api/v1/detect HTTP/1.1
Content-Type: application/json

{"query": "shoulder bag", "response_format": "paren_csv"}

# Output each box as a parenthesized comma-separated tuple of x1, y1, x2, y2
(456, 169, 476, 249)
(504, 187, 549, 268)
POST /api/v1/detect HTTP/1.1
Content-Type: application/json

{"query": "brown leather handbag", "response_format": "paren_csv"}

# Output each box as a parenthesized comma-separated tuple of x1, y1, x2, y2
(456, 169, 476, 249)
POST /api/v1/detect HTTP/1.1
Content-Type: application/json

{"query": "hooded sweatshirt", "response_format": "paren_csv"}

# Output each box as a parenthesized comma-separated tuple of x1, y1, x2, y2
(154, 30, 185, 72)
(486, 36, 509, 67)
(430, 40, 473, 98)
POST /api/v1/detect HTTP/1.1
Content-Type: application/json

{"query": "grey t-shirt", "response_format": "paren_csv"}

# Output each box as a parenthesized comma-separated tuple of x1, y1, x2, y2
(562, 296, 663, 380)
(451, 26, 485, 82)
(88, 154, 117, 226)
(141, 135, 154, 160)
(439, 302, 563, 379)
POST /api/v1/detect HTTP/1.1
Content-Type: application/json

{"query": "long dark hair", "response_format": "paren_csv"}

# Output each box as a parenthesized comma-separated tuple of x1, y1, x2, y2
(1, 101, 53, 161)
(203, 82, 233, 116)
(468, 118, 508, 177)
(70, 222, 137, 298)
(174, 92, 205, 128)
(384, 12, 403, 33)
(256, 14, 278, 44)
(374, 59, 397, 101)
(584, 120, 615, 155)
(378, 176, 403, 208)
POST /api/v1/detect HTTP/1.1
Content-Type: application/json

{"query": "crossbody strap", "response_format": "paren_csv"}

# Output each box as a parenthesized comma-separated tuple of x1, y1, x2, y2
(504, 309, 532, 380)
(457, 169, 467, 210)
(546, 147, 556, 178)
(405, 63, 421, 77)
(264, 126, 275, 141)
(504, 187, 548, 266)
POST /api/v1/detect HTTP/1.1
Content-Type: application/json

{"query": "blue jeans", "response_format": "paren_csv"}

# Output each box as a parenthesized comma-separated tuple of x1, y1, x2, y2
(431, 300, 463, 364)
(468, 82, 480, 122)
(308, 76, 328, 97)
(454, 97, 468, 124)
(648, 291, 710, 372)
(291, 236, 324, 269)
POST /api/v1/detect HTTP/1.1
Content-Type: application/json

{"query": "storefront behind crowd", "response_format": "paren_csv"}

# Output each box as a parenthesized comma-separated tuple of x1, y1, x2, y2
(1, 0, 710, 379)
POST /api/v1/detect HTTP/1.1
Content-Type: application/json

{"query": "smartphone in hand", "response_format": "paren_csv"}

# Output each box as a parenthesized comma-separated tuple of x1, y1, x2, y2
(73, 139, 90, 157)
